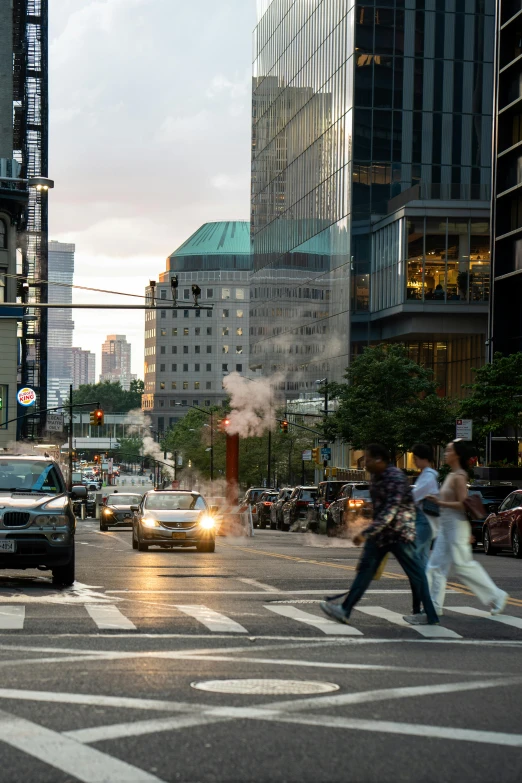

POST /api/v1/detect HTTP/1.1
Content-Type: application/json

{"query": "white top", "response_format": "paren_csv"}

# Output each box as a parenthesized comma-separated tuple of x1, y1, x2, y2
(412, 467, 439, 506)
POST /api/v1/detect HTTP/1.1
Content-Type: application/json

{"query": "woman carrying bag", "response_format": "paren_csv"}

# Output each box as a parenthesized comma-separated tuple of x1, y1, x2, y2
(425, 440, 508, 616)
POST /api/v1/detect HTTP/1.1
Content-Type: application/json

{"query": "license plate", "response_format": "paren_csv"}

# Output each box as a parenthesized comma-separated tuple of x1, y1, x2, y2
(172, 532, 186, 540)
(0, 541, 16, 553)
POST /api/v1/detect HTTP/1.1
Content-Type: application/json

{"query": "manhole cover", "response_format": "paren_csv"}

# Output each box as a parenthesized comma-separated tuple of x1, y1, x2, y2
(190, 679, 339, 695)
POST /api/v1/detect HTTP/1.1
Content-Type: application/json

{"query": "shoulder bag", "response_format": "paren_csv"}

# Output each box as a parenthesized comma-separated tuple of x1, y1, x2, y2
(463, 494, 486, 520)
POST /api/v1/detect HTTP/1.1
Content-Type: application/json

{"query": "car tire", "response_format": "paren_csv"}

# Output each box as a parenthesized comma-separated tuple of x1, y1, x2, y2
(260, 519, 267, 529)
(483, 527, 496, 556)
(196, 539, 216, 553)
(270, 520, 276, 530)
(52, 548, 75, 586)
(512, 528, 522, 559)
(137, 529, 148, 552)
(100, 524, 107, 532)
(132, 528, 138, 550)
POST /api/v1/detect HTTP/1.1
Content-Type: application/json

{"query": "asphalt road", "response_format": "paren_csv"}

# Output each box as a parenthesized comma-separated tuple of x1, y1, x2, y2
(0, 518, 521, 783)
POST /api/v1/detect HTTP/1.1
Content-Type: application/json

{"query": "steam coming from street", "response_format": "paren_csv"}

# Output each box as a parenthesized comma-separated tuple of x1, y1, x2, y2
(222, 372, 284, 438)
(123, 409, 174, 475)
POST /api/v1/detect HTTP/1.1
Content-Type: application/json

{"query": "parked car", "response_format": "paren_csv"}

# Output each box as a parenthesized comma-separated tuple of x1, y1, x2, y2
(131, 490, 218, 552)
(467, 484, 515, 547)
(241, 487, 273, 526)
(482, 489, 522, 558)
(0, 454, 85, 585)
(100, 492, 144, 531)
(283, 486, 318, 531)
(308, 480, 348, 532)
(255, 491, 279, 529)
(270, 488, 294, 530)
(327, 482, 372, 535)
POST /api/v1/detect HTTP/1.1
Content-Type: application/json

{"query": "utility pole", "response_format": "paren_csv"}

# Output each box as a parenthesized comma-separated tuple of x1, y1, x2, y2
(267, 429, 272, 488)
(68, 384, 73, 492)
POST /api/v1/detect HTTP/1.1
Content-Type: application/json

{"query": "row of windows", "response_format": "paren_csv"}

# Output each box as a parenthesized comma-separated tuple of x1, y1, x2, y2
(153, 308, 244, 320)
(157, 399, 224, 410)
(157, 362, 243, 375)
(160, 381, 213, 391)
(155, 345, 244, 355)
(157, 287, 246, 301)
(155, 327, 243, 337)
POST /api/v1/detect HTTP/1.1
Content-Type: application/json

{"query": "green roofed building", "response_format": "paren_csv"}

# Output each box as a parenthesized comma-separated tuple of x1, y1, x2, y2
(142, 222, 252, 433)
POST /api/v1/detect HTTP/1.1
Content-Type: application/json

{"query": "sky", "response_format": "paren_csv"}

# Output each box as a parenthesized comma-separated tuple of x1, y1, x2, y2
(48, 0, 257, 378)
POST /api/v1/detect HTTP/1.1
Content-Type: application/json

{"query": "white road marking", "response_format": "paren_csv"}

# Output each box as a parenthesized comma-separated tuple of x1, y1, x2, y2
(238, 578, 280, 592)
(174, 605, 248, 633)
(85, 605, 137, 631)
(0, 709, 165, 782)
(105, 589, 418, 595)
(266, 605, 363, 636)
(355, 606, 462, 638)
(447, 606, 522, 630)
(0, 606, 24, 629)
(0, 688, 203, 713)
(273, 713, 522, 747)
(65, 714, 225, 744)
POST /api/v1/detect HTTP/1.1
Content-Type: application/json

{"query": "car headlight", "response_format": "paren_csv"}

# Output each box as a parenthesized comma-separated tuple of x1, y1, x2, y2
(199, 515, 216, 530)
(41, 496, 68, 511)
(34, 515, 67, 527)
(142, 517, 159, 528)
(102, 507, 113, 515)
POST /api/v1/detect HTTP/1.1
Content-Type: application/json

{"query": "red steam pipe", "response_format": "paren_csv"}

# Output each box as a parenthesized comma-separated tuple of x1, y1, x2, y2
(226, 432, 240, 507)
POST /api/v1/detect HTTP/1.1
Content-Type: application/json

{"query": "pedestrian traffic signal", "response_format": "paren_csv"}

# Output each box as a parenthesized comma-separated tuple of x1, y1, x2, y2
(90, 409, 104, 426)
(312, 447, 320, 464)
(279, 420, 289, 435)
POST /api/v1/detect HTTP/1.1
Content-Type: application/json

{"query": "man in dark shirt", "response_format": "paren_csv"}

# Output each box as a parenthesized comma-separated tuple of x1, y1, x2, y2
(320, 443, 439, 626)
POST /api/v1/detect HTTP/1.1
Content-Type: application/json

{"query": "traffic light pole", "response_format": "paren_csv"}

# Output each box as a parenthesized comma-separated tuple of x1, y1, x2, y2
(68, 384, 73, 492)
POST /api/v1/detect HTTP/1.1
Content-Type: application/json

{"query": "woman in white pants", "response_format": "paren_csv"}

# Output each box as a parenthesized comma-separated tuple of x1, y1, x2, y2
(426, 440, 508, 616)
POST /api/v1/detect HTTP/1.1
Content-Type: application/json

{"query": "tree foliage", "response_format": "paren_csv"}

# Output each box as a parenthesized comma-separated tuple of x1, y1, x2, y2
(325, 344, 455, 460)
(72, 380, 144, 413)
(116, 436, 143, 463)
(459, 352, 522, 443)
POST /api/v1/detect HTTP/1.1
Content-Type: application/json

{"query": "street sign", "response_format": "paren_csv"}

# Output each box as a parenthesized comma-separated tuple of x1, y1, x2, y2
(302, 449, 312, 461)
(46, 413, 64, 433)
(101, 462, 109, 470)
(321, 447, 331, 460)
(456, 419, 473, 440)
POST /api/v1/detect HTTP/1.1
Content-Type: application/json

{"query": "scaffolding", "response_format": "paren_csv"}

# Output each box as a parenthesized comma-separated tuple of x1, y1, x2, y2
(12, 0, 49, 439)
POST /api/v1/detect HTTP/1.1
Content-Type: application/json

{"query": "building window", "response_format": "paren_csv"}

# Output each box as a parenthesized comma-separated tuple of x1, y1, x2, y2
(222, 309, 229, 317)
(183, 363, 188, 372)
(183, 346, 188, 354)
(235, 288, 244, 299)
(195, 363, 200, 371)
(206, 346, 212, 353)
(160, 310, 166, 319)
(183, 327, 189, 336)
(172, 310, 177, 318)
(236, 309, 243, 318)
(222, 363, 228, 371)
(206, 363, 211, 371)
(207, 288, 213, 298)
(0, 220, 6, 250)
(193, 399, 199, 406)
(205, 400, 211, 407)
(172, 328, 177, 336)
(236, 327, 243, 336)
(172, 346, 177, 354)
(0, 383, 7, 426)
(195, 346, 200, 354)
(236, 346, 243, 354)
(160, 346, 166, 354)
(160, 364, 165, 372)
(207, 327, 212, 335)
(0, 270, 7, 303)
(194, 382, 200, 390)
(222, 345, 229, 354)
(181, 399, 188, 406)
(160, 382, 165, 390)
(184, 289, 190, 299)
(195, 310, 200, 318)
(222, 327, 229, 336)
(159, 399, 164, 408)
(160, 290, 166, 300)
(236, 364, 242, 372)
(171, 382, 177, 389)
(184, 310, 189, 318)
(195, 327, 200, 335)
(222, 288, 231, 299)
(172, 363, 177, 371)
(183, 381, 188, 390)
(170, 399, 177, 407)
(207, 310, 212, 317)
(160, 329, 167, 336)
(206, 381, 212, 390)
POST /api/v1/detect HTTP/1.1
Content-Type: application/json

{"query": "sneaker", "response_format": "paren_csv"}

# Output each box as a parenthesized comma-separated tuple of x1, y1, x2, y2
(491, 590, 509, 616)
(319, 600, 351, 625)
(403, 613, 429, 625)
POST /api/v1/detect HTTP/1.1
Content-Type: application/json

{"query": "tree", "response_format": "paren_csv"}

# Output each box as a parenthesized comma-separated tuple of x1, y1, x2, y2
(325, 344, 455, 461)
(117, 436, 143, 464)
(459, 352, 522, 452)
(72, 381, 144, 413)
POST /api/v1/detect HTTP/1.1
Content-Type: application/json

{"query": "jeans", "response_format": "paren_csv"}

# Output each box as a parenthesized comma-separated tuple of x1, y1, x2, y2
(341, 537, 439, 624)
(415, 507, 433, 571)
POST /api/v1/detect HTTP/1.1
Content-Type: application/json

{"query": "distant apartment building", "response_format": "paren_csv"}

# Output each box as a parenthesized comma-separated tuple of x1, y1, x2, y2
(142, 221, 251, 434)
(100, 334, 133, 390)
(72, 347, 96, 389)
(47, 241, 75, 408)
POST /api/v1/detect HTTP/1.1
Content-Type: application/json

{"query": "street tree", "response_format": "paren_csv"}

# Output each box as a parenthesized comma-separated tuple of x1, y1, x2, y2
(459, 352, 522, 453)
(325, 344, 455, 461)
(72, 380, 144, 413)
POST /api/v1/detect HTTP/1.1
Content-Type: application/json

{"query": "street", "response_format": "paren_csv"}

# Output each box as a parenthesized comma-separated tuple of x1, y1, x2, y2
(0, 521, 520, 783)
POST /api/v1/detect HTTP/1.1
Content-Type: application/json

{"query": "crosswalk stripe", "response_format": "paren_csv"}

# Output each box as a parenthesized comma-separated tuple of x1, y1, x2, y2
(0, 607, 25, 630)
(355, 607, 462, 639)
(266, 605, 363, 636)
(447, 606, 522, 630)
(85, 605, 137, 631)
(174, 605, 247, 633)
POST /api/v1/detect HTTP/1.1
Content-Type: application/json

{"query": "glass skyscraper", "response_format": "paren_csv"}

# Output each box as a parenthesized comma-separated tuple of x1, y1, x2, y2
(251, 0, 494, 397)
(47, 241, 75, 409)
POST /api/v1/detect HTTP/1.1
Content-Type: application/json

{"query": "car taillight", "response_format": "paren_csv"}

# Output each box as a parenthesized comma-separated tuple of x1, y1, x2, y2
(349, 499, 364, 508)
(264, 502, 271, 506)
(324, 502, 330, 508)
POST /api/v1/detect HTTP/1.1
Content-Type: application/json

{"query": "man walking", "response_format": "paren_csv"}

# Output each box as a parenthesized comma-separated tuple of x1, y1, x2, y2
(320, 443, 439, 627)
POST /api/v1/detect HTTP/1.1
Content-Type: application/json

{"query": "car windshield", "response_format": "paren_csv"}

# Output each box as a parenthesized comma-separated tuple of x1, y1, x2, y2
(107, 495, 142, 506)
(325, 483, 345, 500)
(300, 490, 317, 501)
(144, 493, 206, 511)
(353, 487, 371, 499)
(469, 487, 514, 500)
(0, 459, 64, 494)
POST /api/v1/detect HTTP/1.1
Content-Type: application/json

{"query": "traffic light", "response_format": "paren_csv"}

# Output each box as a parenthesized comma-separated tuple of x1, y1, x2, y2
(90, 409, 104, 427)
(93, 455, 99, 463)
(218, 418, 231, 433)
(279, 420, 289, 435)
(312, 447, 320, 464)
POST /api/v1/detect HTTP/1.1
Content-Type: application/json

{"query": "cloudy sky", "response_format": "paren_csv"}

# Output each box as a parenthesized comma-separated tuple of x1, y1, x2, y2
(49, 0, 257, 378)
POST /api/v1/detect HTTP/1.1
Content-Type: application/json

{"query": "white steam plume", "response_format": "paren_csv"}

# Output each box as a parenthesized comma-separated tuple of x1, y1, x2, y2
(123, 409, 174, 475)
(222, 372, 285, 438)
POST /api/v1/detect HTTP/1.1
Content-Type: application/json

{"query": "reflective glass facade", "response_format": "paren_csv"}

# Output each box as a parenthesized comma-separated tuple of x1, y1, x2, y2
(251, 0, 495, 393)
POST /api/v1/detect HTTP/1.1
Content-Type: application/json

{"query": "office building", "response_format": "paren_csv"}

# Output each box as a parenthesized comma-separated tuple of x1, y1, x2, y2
(251, 0, 494, 398)
(142, 221, 251, 434)
(47, 241, 75, 409)
(72, 347, 96, 389)
(100, 335, 133, 390)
